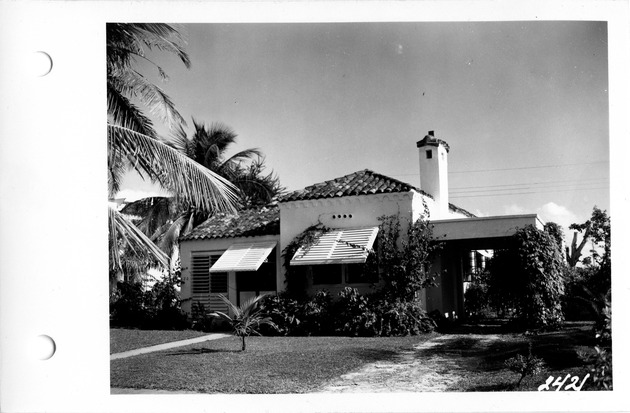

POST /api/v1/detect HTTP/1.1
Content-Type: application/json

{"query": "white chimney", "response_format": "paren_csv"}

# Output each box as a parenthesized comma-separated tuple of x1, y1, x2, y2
(417, 130, 449, 218)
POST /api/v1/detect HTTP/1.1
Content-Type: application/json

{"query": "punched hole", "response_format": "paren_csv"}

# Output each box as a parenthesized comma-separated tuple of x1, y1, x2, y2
(30, 51, 53, 77)
(32, 335, 56, 360)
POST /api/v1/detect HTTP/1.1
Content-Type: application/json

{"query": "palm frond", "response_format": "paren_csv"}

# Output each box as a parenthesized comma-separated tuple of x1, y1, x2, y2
(106, 23, 191, 71)
(182, 211, 196, 236)
(109, 206, 169, 270)
(121, 196, 177, 237)
(239, 294, 267, 317)
(217, 294, 242, 318)
(208, 310, 233, 323)
(108, 149, 128, 198)
(217, 148, 264, 173)
(165, 122, 192, 155)
(110, 69, 186, 130)
(108, 123, 239, 214)
(121, 196, 175, 217)
(107, 79, 157, 136)
(158, 214, 189, 257)
(191, 119, 238, 161)
(125, 23, 191, 68)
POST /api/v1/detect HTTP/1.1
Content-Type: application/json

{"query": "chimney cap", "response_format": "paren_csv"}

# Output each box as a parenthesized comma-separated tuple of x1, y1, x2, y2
(416, 130, 450, 152)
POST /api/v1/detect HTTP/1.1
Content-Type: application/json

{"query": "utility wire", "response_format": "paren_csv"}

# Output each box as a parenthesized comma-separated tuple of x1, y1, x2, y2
(450, 177, 608, 191)
(449, 160, 608, 174)
(388, 160, 608, 177)
(450, 185, 609, 199)
(450, 181, 609, 195)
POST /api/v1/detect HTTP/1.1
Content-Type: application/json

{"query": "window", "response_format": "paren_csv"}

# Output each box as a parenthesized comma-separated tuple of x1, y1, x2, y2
(426, 149, 433, 159)
(345, 264, 378, 284)
(191, 254, 212, 294)
(312, 264, 343, 285)
(191, 253, 227, 294)
(311, 264, 377, 285)
(236, 248, 277, 292)
(210, 272, 228, 293)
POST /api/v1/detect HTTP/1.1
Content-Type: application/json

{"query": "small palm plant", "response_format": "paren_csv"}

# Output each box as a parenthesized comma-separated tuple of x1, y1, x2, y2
(210, 294, 278, 351)
(504, 343, 546, 388)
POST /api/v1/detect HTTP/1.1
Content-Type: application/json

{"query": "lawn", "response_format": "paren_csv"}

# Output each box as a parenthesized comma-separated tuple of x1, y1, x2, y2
(110, 322, 602, 393)
(110, 334, 437, 393)
(423, 322, 598, 391)
(110, 328, 211, 354)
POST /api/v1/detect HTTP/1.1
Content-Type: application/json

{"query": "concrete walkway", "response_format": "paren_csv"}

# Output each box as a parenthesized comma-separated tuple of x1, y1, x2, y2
(110, 333, 231, 360)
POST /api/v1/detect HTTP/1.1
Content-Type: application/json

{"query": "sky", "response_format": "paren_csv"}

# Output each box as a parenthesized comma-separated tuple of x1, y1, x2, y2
(119, 21, 609, 239)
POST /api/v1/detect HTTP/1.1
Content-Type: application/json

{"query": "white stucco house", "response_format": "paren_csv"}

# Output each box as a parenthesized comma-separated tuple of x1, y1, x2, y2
(179, 131, 544, 318)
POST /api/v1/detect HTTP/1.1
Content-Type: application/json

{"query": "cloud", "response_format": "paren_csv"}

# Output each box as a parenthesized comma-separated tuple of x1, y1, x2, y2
(504, 204, 526, 215)
(536, 202, 578, 229)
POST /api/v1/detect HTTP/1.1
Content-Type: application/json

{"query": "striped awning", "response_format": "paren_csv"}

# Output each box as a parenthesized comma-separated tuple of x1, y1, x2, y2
(209, 241, 276, 272)
(290, 227, 379, 266)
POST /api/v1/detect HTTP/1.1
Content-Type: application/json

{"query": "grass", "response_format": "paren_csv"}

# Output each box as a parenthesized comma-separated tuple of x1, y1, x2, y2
(110, 328, 211, 354)
(110, 334, 437, 393)
(110, 321, 602, 393)
(427, 321, 599, 391)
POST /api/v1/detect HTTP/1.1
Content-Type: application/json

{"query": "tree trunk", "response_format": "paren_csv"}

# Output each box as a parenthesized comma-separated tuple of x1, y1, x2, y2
(241, 335, 246, 351)
(567, 229, 591, 268)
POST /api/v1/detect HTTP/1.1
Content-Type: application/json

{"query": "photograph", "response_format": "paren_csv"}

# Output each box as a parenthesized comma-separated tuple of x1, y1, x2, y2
(107, 21, 612, 394)
(1, 1, 628, 412)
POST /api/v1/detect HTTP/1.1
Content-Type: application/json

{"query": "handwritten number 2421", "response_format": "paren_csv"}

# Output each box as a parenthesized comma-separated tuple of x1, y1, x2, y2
(538, 374, 590, 391)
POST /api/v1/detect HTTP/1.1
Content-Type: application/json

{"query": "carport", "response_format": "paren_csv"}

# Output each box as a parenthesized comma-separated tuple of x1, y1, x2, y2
(423, 214, 545, 318)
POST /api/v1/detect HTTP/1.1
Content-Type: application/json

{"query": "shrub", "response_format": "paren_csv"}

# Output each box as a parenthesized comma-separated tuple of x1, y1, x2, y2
(372, 214, 442, 302)
(486, 225, 566, 329)
(260, 293, 308, 336)
(335, 287, 378, 336)
(109, 278, 189, 330)
(148, 279, 188, 330)
(563, 267, 598, 321)
(109, 281, 152, 328)
(504, 344, 546, 388)
(591, 289, 612, 345)
(464, 282, 490, 320)
(301, 290, 334, 335)
(190, 302, 229, 332)
(590, 346, 613, 390)
(261, 289, 435, 337)
(373, 298, 436, 336)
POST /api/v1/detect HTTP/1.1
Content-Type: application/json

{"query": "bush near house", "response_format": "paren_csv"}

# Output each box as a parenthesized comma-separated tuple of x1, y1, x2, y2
(483, 225, 566, 329)
(110, 279, 188, 330)
(260, 287, 435, 337)
(273, 213, 438, 337)
(463, 282, 490, 320)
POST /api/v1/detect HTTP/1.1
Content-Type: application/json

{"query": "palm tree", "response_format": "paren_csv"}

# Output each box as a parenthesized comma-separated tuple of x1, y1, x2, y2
(121, 119, 284, 275)
(169, 118, 284, 208)
(210, 294, 278, 351)
(107, 23, 238, 280)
